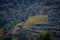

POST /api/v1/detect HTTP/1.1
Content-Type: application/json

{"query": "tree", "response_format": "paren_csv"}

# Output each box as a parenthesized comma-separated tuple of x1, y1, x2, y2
(4, 35, 11, 40)
(39, 31, 52, 40)
(0, 28, 4, 40)
(11, 36, 17, 40)
(0, 28, 4, 37)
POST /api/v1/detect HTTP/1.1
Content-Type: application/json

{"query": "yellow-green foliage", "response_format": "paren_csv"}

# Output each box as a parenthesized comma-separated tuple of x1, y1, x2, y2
(0, 28, 4, 37)
(40, 31, 52, 40)
(11, 37, 17, 40)
(23, 15, 48, 27)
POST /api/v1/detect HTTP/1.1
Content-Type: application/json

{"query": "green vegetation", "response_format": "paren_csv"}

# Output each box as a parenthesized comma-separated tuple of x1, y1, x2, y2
(11, 36, 17, 40)
(39, 31, 52, 40)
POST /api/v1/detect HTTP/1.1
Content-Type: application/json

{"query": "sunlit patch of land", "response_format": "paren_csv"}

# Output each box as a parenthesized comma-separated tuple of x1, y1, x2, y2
(14, 15, 48, 32)
(22, 15, 48, 27)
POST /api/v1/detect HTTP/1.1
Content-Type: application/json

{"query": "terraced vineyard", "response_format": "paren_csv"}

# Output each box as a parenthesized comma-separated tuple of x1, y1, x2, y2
(0, 0, 60, 40)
